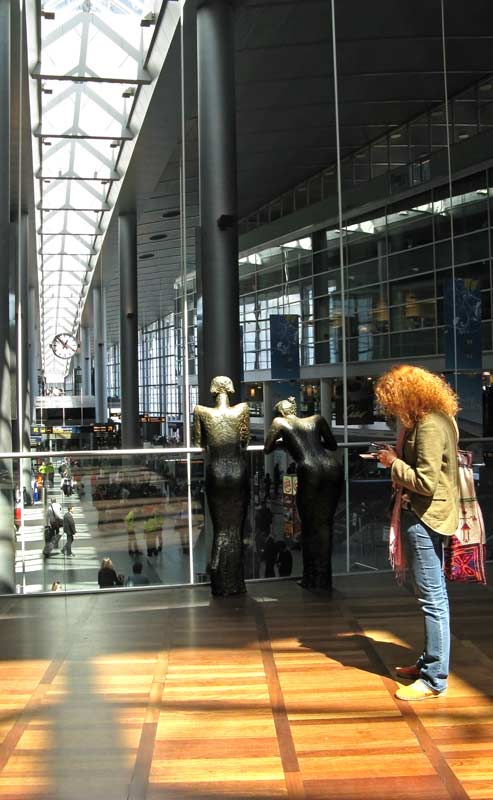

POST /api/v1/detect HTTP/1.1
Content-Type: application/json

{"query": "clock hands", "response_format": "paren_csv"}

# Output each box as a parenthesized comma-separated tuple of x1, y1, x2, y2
(51, 333, 78, 359)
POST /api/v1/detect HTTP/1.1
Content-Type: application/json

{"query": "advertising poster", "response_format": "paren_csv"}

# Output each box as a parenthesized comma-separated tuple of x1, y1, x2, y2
(282, 475, 301, 539)
(335, 377, 375, 425)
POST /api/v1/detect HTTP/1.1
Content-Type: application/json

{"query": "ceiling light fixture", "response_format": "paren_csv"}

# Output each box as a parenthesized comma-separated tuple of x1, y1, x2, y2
(162, 209, 180, 219)
(140, 11, 157, 27)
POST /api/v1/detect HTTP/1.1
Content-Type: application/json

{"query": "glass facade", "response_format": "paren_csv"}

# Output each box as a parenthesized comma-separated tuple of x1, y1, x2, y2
(133, 168, 491, 385)
(238, 75, 493, 237)
(6, 0, 493, 594)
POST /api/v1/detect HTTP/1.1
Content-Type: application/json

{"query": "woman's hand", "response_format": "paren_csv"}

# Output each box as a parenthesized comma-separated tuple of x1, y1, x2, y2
(378, 446, 398, 468)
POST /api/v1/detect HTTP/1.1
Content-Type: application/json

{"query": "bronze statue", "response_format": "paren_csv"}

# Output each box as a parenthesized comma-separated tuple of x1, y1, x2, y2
(264, 397, 343, 592)
(193, 376, 250, 596)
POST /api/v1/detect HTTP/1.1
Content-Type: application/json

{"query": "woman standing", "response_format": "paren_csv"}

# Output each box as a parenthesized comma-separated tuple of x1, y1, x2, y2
(375, 365, 459, 701)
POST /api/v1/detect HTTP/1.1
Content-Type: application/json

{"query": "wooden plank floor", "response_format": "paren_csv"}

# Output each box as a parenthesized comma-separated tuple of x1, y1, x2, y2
(0, 571, 491, 800)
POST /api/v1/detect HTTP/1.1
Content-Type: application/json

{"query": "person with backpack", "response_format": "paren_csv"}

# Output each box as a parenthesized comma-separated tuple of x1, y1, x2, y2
(61, 473, 72, 497)
(46, 499, 63, 548)
(61, 505, 76, 557)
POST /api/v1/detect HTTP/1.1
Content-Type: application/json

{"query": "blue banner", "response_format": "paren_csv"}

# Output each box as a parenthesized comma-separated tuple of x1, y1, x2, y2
(270, 315, 300, 380)
(444, 278, 483, 436)
(444, 279, 482, 371)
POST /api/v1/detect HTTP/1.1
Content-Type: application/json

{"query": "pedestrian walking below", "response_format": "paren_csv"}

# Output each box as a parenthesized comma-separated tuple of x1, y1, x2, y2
(61, 505, 76, 556)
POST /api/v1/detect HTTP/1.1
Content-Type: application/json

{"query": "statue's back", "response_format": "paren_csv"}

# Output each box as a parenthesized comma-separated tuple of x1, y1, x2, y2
(196, 402, 249, 455)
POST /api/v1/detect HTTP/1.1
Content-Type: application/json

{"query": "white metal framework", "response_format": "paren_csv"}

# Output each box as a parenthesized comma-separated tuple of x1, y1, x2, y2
(27, 0, 166, 383)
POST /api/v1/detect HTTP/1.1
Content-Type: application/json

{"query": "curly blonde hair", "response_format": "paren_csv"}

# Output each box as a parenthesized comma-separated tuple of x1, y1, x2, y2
(374, 365, 459, 429)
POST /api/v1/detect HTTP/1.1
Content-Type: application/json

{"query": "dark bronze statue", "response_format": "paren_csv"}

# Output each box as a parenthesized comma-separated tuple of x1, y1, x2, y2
(193, 376, 250, 596)
(264, 397, 343, 592)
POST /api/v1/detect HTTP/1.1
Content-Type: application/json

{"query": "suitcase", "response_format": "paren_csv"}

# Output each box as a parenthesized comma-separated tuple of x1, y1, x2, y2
(43, 541, 55, 557)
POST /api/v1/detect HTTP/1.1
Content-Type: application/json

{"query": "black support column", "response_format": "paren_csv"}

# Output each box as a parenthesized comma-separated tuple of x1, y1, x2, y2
(119, 213, 140, 448)
(197, 0, 240, 402)
(19, 214, 31, 505)
(93, 286, 107, 424)
(80, 324, 91, 398)
(29, 287, 39, 421)
(0, 0, 14, 593)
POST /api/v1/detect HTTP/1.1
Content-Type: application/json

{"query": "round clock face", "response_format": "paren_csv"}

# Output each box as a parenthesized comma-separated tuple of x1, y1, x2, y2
(51, 333, 78, 359)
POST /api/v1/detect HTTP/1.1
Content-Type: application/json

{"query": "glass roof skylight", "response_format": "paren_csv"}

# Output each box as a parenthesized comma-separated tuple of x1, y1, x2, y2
(28, 0, 167, 383)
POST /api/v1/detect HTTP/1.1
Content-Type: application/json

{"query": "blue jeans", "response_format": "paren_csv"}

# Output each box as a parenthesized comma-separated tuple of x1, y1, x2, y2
(403, 512, 450, 693)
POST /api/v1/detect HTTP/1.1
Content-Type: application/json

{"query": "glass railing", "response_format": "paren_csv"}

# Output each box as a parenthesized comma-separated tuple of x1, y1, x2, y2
(6, 439, 492, 594)
(12, 448, 204, 594)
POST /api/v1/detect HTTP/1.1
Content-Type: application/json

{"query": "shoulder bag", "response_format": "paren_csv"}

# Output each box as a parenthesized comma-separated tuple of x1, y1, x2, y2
(444, 449, 487, 584)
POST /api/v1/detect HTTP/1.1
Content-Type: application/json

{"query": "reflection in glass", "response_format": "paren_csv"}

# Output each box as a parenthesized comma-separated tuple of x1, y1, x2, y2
(15, 453, 205, 594)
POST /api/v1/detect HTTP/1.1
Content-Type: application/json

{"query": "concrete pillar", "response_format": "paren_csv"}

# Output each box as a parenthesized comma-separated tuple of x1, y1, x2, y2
(320, 378, 333, 424)
(197, 0, 240, 402)
(119, 213, 140, 448)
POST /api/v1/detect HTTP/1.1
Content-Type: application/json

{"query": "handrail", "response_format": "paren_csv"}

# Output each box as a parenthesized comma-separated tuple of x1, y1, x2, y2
(1, 436, 492, 460)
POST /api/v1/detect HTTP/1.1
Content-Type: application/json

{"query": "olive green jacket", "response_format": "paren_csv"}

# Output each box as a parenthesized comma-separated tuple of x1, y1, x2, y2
(390, 410, 459, 535)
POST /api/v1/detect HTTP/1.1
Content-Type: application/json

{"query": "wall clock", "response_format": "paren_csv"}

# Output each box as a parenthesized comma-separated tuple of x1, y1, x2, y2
(51, 333, 78, 359)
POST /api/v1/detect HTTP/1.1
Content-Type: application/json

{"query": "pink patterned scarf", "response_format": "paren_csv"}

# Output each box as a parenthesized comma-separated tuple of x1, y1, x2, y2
(389, 427, 407, 584)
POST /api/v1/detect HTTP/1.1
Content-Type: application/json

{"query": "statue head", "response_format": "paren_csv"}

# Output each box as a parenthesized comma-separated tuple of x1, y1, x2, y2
(274, 396, 297, 417)
(210, 375, 235, 396)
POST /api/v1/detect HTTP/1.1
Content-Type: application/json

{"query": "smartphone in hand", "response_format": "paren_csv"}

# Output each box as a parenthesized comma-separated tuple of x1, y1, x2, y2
(359, 442, 391, 460)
